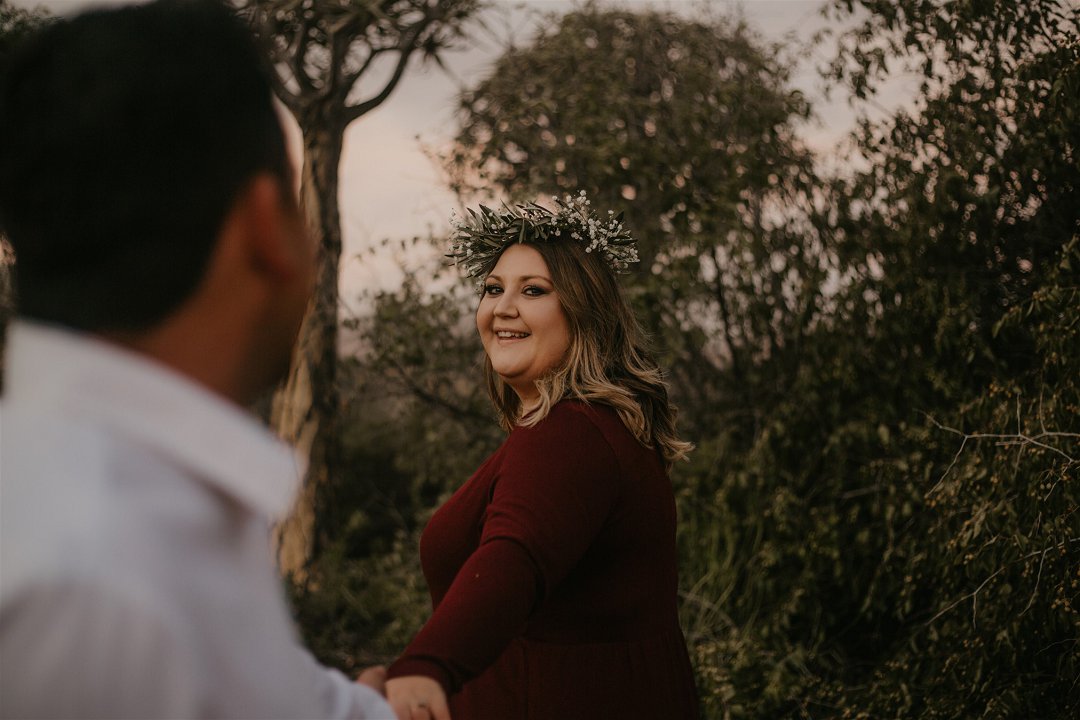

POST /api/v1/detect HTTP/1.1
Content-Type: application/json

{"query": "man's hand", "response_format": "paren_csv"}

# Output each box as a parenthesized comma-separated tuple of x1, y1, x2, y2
(355, 665, 388, 696)
(386, 675, 451, 720)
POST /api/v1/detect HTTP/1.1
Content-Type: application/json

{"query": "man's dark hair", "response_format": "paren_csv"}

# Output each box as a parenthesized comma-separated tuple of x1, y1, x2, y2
(0, 0, 289, 331)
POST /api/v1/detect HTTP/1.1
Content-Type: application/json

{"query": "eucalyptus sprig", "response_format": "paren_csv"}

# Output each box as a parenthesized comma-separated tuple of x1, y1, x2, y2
(448, 191, 639, 281)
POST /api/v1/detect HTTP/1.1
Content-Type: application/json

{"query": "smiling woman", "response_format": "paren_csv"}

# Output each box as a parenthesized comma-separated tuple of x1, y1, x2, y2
(476, 244, 571, 412)
(385, 193, 697, 720)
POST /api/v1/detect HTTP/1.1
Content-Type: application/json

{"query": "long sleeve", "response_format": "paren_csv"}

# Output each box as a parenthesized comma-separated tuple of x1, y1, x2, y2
(388, 404, 623, 694)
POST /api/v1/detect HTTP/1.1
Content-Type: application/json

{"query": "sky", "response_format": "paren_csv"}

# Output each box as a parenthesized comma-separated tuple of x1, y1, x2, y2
(12, 0, 909, 309)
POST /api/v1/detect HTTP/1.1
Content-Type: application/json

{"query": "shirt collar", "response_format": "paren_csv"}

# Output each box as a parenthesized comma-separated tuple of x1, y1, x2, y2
(3, 321, 304, 520)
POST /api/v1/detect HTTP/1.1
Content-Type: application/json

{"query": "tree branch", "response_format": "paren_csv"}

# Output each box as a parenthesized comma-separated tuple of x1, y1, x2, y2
(327, 11, 366, 100)
(290, 9, 316, 96)
(343, 46, 417, 121)
(926, 414, 1079, 465)
(925, 566, 1005, 628)
(341, 2, 445, 122)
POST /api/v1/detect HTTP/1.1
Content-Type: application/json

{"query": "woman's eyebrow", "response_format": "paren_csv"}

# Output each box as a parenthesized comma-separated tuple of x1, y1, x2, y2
(486, 274, 552, 283)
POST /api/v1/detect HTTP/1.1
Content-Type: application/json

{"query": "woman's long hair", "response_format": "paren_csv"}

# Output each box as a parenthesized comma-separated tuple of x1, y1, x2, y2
(480, 239, 692, 467)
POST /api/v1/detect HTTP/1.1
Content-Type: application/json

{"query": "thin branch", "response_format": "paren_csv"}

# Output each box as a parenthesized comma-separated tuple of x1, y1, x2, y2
(1038, 384, 1048, 435)
(341, 2, 447, 122)
(348, 47, 385, 90)
(289, 9, 317, 95)
(326, 12, 364, 100)
(344, 46, 417, 121)
(1019, 545, 1050, 616)
(711, 245, 746, 389)
(925, 414, 1079, 468)
(928, 432, 968, 495)
(925, 566, 1005, 627)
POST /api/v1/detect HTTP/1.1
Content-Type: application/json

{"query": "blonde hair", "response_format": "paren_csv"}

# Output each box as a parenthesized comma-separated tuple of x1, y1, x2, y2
(480, 239, 692, 467)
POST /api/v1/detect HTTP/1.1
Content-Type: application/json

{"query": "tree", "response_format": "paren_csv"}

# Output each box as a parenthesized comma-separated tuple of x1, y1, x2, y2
(233, 0, 483, 575)
(444, 3, 828, 439)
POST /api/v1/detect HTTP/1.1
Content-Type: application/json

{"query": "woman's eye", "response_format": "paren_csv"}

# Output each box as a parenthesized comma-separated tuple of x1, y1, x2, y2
(482, 284, 502, 296)
(523, 285, 547, 297)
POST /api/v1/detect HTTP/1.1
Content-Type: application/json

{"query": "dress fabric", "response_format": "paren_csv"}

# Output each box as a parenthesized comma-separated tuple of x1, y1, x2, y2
(388, 400, 698, 719)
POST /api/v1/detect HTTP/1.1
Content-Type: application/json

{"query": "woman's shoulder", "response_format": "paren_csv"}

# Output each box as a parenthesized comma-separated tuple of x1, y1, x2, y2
(503, 400, 624, 476)
(551, 400, 660, 461)
(523, 399, 633, 449)
(508, 399, 611, 443)
(547, 398, 620, 427)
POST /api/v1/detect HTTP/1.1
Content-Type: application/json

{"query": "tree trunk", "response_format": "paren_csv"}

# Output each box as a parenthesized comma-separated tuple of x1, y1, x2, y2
(272, 117, 345, 581)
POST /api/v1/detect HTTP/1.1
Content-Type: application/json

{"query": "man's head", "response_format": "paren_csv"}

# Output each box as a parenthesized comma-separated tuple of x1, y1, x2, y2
(0, 0, 292, 333)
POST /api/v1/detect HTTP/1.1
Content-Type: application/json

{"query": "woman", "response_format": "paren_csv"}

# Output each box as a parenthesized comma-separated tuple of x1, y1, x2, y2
(386, 192, 698, 720)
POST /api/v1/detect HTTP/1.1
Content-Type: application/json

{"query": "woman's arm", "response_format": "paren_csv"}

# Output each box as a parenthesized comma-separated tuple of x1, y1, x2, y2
(386, 404, 622, 697)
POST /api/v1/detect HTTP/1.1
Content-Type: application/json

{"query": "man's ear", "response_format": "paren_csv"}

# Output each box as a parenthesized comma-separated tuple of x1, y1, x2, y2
(238, 173, 306, 282)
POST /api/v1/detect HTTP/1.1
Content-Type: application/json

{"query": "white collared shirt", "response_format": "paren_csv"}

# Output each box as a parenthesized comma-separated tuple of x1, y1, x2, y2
(0, 321, 395, 719)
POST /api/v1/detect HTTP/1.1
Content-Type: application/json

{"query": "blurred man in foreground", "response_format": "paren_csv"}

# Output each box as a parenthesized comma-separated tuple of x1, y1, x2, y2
(0, 1, 395, 716)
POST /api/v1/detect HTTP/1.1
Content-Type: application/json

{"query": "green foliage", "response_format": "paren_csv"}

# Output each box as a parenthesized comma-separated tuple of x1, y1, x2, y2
(288, 1, 1079, 717)
(678, 1, 1080, 716)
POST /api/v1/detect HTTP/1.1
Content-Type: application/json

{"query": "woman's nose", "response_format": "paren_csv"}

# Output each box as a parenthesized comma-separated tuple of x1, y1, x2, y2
(493, 292, 518, 317)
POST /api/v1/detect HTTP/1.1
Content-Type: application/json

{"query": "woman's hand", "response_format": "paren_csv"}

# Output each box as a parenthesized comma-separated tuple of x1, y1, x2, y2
(386, 675, 451, 720)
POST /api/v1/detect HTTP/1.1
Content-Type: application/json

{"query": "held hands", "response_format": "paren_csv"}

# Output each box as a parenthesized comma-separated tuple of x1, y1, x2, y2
(355, 665, 388, 696)
(386, 675, 451, 720)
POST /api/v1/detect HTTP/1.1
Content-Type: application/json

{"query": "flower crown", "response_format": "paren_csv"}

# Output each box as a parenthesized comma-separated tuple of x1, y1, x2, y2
(448, 191, 639, 281)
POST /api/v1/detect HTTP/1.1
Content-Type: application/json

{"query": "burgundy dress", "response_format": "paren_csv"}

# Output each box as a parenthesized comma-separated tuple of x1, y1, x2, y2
(387, 400, 698, 719)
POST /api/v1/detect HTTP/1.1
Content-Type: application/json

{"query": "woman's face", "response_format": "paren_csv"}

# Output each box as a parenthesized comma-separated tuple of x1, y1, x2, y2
(477, 244, 571, 409)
